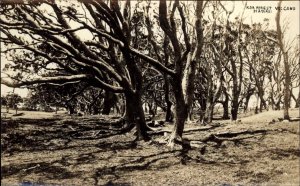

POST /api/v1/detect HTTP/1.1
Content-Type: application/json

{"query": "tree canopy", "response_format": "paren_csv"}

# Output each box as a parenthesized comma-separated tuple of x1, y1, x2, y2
(1, 0, 299, 144)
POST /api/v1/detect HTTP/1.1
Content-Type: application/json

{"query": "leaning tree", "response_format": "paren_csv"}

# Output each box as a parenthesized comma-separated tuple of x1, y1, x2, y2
(0, 0, 150, 139)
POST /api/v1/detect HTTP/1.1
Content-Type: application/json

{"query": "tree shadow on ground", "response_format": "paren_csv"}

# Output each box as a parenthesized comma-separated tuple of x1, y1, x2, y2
(231, 147, 300, 184)
(1, 117, 151, 182)
(235, 169, 272, 183)
(2, 116, 292, 185)
(1, 162, 79, 180)
(92, 150, 181, 185)
(1, 117, 128, 154)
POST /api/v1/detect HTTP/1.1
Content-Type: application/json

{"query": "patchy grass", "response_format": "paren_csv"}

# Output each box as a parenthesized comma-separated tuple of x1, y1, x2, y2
(1, 109, 299, 185)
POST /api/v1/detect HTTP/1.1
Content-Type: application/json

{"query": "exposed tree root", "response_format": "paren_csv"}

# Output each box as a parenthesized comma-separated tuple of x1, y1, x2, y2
(120, 123, 136, 133)
(167, 133, 183, 149)
(215, 129, 267, 138)
(148, 124, 221, 135)
(201, 129, 268, 145)
(178, 129, 268, 149)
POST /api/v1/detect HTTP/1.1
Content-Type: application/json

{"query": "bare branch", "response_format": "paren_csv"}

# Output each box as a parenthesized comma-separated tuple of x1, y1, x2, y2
(1, 74, 90, 88)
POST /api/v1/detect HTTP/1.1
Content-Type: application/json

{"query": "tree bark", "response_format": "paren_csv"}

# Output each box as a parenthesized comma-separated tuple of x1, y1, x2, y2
(276, 0, 291, 120)
(231, 96, 239, 120)
(222, 99, 230, 119)
(124, 92, 149, 140)
(204, 101, 214, 123)
(229, 57, 241, 121)
(168, 53, 198, 145)
(168, 82, 188, 144)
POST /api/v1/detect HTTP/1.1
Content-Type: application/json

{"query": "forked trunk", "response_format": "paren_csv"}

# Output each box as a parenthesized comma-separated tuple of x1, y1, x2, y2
(159, 0, 203, 147)
(258, 93, 267, 112)
(274, 97, 281, 110)
(168, 59, 196, 145)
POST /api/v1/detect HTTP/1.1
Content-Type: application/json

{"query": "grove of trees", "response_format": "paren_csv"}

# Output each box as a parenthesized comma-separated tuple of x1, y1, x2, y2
(1, 0, 299, 146)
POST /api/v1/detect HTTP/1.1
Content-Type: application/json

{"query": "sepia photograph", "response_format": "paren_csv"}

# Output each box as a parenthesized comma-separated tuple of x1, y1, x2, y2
(1, 0, 299, 185)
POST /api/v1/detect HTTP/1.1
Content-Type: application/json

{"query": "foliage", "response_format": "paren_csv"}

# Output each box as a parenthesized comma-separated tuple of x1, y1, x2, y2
(5, 92, 23, 108)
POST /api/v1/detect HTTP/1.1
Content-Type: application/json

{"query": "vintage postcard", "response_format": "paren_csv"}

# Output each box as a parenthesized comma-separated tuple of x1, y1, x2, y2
(1, 0, 299, 185)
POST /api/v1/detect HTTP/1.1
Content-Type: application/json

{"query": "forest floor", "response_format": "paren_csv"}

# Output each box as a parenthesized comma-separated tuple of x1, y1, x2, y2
(1, 109, 299, 186)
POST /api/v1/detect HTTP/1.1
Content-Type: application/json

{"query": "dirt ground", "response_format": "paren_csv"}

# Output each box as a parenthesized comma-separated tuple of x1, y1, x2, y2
(1, 109, 299, 186)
